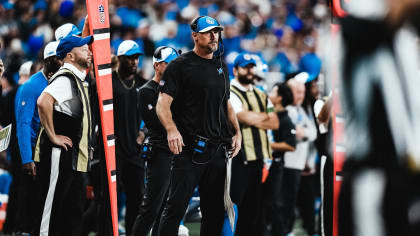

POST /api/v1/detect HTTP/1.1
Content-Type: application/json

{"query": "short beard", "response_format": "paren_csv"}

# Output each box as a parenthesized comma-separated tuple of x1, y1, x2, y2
(120, 64, 137, 76)
(208, 42, 218, 52)
(238, 75, 254, 85)
(75, 57, 90, 69)
(200, 42, 218, 54)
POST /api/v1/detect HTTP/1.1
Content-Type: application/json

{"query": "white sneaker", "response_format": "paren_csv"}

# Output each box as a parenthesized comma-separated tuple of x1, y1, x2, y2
(178, 224, 189, 236)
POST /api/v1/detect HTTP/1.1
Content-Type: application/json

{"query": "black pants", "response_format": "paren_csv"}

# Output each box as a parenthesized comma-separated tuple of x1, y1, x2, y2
(297, 174, 317, 235)
(278, 168, 302, 235)
(263, 160, 284, 236)
(81, 153, 113, 236)
(3, 145, 21, 234)
(231, 158, 263, 236)
(4, 163, 38, 234)
(14, 162, 41, 234)
(158, 146, 227, 236)
(321, 155, 333, 236)
(34, 146, 87, 236)
(117, 158, 145, 236)
(131, 147, 173, 236)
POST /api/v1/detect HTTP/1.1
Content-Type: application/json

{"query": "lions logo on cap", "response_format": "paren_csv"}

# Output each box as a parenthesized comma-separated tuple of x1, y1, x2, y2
(206, 17, 215, 24)
(243, 54, 252, 60)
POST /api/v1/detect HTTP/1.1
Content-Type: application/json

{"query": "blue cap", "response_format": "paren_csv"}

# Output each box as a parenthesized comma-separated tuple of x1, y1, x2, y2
(117, 40, 143, 56)
(56, 35, 93, 59)
(299, 53, 322, 83)
(234, 53, 256, 68)
(192, 16, 223, 33)
(34, 0, 47, 11)
(153, 46, 179, 64)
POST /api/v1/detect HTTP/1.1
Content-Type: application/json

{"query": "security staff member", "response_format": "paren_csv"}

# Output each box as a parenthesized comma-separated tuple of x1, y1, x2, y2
(229, 53, 279, 236)
(14, 41, 62, 235)
(34, 35, 93, 236)
(131, 46, 179, 236)
(113, 40, 147, 236)
(156, 15, 242, 236)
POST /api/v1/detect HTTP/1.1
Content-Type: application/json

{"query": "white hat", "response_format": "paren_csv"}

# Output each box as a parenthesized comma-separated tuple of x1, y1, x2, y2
(117, 40, 143, 56)
(55, 23, 81, 40)
(294, 72, 310, 83)
(152, 46, 179, 64)
(19, 61, 33, 76)
(44, 41, 59, 59)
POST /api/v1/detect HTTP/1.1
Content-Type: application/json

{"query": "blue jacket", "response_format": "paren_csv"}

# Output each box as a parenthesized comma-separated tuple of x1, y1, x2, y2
(15, 71, 48, 164)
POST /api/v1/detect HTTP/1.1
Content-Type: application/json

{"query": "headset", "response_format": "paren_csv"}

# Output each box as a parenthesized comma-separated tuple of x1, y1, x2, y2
(190, 16, 206, 33)
(153, 46, 182, 62)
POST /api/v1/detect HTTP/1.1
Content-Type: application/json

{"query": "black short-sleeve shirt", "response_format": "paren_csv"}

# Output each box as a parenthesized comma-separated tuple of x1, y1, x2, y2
(160, 51, 234, 144)
(138, 80, 168, 149)
(272, 110, 296, 159)
(112, 71, 147, 166)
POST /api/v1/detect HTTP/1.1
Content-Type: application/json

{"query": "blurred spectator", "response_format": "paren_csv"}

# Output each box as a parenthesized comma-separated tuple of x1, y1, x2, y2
(17, 61, 33, 85)
(279, 78, 317, 236)
(11, 40, 61, 235)
(264, 82, 296, 236)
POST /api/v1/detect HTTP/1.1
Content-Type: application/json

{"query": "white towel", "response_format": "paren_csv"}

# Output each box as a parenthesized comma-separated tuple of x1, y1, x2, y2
(224, 157, 235, 230)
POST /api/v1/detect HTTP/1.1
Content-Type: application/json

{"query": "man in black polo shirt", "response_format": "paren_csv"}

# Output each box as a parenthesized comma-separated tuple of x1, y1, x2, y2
(156, 16, 242, 236)
(113, 40, 147, 236)
(131, 46, 179, 236)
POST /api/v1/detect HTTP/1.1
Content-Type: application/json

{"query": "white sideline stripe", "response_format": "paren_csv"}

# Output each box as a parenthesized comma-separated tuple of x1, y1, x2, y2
(353, 170, 386, 236)
(336, 116, 345, 123)
(103, 104, 113, 112)
(336, 145, 346, 153)
(93, 33, 110, 41)
(40, 147, 61, 236)
(98, 68, 112, 76)
(107, 139, 115, 147)
(320, 155, 327, 236)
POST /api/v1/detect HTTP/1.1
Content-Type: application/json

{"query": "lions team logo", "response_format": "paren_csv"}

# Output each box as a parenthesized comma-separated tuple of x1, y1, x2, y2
(206, 17, 215, 25)
(99, 5, 105, 23)
(243, 54, 252, 60)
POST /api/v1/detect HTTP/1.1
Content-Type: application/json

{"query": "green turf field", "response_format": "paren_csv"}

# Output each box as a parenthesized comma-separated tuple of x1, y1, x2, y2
(185, 218, 310, 236)
(0, 217, 312, 236)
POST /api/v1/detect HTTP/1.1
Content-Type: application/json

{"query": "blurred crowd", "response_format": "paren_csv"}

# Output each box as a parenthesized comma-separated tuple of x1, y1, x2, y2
(0, 0, 330, 86)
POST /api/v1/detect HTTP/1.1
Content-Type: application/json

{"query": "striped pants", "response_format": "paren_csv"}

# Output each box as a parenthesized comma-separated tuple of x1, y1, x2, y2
(34, 144, 87, 236)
